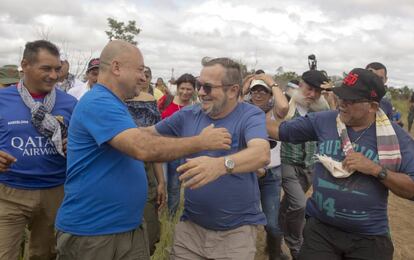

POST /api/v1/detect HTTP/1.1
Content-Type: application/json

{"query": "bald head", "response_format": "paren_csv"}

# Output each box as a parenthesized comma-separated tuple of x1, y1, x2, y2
(99, 40, 142, 72)
(97, 40, 146, 100)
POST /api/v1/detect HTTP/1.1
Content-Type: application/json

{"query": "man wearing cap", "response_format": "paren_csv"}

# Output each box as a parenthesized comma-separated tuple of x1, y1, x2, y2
(242, 71, 290, 259)
(0, 40, 77, 260)
(0, 65, 20, 88)
(68, 58, 100, 100)
(267, 68, 414, 260)
(277, 69, 331, 259)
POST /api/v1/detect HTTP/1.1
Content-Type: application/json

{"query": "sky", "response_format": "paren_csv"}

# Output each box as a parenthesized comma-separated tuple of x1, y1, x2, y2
(0, 0, 413, 88)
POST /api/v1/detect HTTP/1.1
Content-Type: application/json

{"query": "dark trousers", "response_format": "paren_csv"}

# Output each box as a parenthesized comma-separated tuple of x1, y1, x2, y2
(299, 217, 394, 260)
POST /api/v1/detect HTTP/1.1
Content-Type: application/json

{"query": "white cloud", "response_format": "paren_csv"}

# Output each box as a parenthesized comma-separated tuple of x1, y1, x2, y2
(0, 0, 413, 88)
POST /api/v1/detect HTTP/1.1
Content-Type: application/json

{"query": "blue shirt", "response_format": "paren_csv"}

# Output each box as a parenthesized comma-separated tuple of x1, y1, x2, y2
(0, 86, 76, 189)
(155, 102, 267, 230)
(56, 84, 147, 236)
(279, 110, 414, 235)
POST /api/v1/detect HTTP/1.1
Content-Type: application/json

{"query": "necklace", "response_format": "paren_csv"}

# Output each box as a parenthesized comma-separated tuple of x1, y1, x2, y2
(351, 121, 374, 147)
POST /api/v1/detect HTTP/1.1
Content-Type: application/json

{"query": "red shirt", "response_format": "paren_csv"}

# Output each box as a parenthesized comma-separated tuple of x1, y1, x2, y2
(158, 95, 184, 119)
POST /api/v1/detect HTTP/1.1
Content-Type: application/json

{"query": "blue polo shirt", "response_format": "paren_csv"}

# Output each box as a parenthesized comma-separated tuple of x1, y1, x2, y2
(56, 84, 147, 235)
(0, 86, 77, 189)
(155, 102, 267, 230)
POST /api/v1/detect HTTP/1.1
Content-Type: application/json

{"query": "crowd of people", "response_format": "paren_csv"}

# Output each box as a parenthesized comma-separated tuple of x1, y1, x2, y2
(0, 39, 413, 260)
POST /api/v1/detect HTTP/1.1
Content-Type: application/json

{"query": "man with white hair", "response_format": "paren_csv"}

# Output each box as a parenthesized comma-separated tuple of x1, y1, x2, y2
(279, 70, 331, 259)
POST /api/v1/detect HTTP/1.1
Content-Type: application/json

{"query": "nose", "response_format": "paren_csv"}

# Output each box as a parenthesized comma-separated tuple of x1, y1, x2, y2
(198, 85, 207, 96)
(49, 69, 59, 81)
(138, 71, 146, 84)
(308, 88, 317, 98)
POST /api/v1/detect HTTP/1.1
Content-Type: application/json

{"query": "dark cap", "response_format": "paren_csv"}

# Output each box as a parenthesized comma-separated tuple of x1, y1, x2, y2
(333, 68, 385, 102)
(87, 58, 100, 72)
(301, 70, 329, 89)
(0, 65, 20, 85)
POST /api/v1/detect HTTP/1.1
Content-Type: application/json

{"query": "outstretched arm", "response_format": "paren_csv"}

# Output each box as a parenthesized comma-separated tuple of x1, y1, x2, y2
(108, 124, 232, 162)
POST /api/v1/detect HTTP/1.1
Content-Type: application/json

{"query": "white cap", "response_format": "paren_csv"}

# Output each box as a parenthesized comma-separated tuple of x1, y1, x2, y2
(249, 79, 271, 92)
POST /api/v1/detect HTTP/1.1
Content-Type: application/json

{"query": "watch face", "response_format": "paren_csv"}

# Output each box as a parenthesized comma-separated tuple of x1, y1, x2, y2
(378, 168, 387, 180)
(225, 158, 235, 169)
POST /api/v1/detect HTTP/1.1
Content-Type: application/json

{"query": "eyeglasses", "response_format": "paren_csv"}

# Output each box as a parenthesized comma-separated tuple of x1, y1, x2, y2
(195, 80, 230, 95)
(250, 89, 270, 95)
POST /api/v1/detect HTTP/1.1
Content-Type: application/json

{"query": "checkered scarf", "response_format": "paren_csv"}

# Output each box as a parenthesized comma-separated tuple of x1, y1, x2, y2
(337, 108, 401, 171)
(17, 80, 67, 157)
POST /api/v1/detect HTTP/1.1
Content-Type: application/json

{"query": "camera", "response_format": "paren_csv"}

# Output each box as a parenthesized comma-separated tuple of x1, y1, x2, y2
(308, 54, 317, 70)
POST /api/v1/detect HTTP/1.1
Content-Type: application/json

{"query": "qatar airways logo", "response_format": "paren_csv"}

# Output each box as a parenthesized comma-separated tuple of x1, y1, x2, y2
(11, 136, 58, 156)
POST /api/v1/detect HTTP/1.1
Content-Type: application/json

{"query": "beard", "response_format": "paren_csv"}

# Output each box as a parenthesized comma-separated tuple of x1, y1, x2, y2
(202, 94, 228, 118)
(291, 89, 329, 112)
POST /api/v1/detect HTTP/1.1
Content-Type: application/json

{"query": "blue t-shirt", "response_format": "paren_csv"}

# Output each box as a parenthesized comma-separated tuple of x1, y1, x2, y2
(55, 84, 148, 236)
(0, 86, 77, 189)
(155, 102, 267, 230)
(279, 110, 414, 235)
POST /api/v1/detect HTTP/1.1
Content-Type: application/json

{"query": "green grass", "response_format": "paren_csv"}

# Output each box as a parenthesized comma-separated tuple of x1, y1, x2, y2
(151, 198, 184, 260)
(392, 98, 411, 131)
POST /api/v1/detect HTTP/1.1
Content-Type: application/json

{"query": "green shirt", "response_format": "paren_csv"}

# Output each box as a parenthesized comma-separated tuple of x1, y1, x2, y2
(281, 109, 317, 167)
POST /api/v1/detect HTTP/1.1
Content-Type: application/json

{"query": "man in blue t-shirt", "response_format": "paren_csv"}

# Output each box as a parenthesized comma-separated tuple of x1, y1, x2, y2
(267, 68, 414, 260)
(0, 40, 77, 260)
(55, 41, 232, 260)
(152, 57, 270, 259)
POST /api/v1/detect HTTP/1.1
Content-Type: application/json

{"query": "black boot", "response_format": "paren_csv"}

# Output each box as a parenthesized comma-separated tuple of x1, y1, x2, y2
(267, 234, 289, 260)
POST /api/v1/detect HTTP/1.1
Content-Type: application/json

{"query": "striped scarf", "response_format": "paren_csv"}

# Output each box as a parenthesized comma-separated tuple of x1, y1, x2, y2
(17, 80, 67, 157)
(337, 108, 401, 172)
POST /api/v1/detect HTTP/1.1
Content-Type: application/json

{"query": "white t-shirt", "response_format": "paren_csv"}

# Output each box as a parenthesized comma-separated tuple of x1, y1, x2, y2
(68, 82, 90, 100)
(267, 111, 281, 168)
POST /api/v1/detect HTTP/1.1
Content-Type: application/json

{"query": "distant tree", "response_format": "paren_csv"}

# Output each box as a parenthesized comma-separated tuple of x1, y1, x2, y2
(401, 85, 412, 99)
(105, 18, 141, 45)
(274, 71, 300, 82)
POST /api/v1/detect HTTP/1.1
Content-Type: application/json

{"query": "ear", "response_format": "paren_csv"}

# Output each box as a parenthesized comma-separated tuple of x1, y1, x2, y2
(228, 84, 240, 99)
(21, 59, 29, 71)
(111, 60, 121, 76)
(369, 101, 380, 113)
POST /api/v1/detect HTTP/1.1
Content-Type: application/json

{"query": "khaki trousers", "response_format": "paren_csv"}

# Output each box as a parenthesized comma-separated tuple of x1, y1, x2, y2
(0, 183, 64, 260)
(170, 220, 258, 260)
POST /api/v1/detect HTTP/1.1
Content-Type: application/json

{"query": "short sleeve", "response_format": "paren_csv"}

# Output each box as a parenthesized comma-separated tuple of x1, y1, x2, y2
(80, 96, 136, 146)
(243, 107, 267, 143)
(155, 109, 184, 137)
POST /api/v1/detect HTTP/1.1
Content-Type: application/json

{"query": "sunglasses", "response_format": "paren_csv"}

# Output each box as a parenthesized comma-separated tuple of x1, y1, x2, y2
(195, 80, 229, 95)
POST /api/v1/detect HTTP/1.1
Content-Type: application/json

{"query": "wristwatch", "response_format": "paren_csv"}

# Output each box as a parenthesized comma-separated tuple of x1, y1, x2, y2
(224, 156, 235, 174)
(377, 166, 388, 181)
